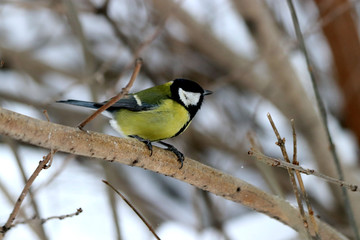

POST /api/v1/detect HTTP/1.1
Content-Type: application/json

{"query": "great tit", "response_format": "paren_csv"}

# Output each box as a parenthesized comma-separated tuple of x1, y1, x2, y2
(57, 78, 212, 168)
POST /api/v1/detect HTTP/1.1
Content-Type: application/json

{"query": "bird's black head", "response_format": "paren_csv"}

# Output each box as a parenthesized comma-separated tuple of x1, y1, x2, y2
(170, 78, 212, 119)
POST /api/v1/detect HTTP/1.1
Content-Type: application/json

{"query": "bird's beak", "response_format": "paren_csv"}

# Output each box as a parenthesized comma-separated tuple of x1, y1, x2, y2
(204, 90, 213, 96)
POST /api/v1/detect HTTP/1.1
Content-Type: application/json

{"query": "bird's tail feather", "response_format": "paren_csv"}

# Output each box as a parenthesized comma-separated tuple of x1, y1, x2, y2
(56, 100, 102, 109)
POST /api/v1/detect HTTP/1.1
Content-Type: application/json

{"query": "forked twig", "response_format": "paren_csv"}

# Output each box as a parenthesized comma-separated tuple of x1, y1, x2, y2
(267, 114, 311, 239)
(248, 150, 358, 192)
(102, 180, 161, 240)
(251, 114, 358, 238)
(77, 58, 143, 129)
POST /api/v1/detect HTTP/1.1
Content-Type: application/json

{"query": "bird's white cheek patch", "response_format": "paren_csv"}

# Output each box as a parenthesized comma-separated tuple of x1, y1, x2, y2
(178, 88, 201, 107)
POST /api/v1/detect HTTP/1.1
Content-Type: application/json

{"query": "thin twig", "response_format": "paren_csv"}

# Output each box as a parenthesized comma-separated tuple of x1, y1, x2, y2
(11, 208, 83, 227)
(43, 110, 51, 122)
(291, 119, 297, 165)
(247, 132, 285, 198)
(267, 114, 310, 239)
(77, 58, 143, 129)
(33, 155, 72, 195)
(248, 149, 359, 192)
(103, 166, 122, 240)
(102, 180, 161, 240)
(5, 139, 48, 240)
(43, 110, 53, 169)
(287, 1, 360, 239)
(0, 150, 56, 236)
(291, 120, 320, 239)
(1, 111, 55, 240)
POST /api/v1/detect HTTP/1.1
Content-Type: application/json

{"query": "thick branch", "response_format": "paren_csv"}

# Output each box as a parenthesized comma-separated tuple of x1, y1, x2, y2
(0, 107, 347, 240)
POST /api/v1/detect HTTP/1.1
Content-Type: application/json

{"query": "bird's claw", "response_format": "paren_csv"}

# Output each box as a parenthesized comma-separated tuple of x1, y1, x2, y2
(129, 135, 153, 156)
(158, 141, 184, 169)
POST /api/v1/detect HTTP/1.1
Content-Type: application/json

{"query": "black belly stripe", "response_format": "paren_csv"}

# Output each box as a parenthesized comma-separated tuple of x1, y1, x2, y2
(173, 120, 191, 138)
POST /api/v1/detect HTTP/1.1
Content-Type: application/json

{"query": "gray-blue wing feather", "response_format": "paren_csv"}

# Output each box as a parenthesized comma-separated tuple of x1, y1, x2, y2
(107, 96, 155, 112)
(57, 95, 155, 112)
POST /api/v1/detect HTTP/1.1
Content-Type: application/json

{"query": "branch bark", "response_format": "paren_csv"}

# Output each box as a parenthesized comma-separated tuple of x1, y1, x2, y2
(0, 107, 348, 239)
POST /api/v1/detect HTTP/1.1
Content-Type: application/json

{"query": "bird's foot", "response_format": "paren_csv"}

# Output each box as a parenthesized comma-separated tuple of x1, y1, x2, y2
(129, 135, 153, 156)
(158, 141, 184, 169)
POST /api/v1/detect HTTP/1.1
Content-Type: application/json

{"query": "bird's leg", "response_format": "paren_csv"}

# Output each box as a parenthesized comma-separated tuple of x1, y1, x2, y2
(129, 135, 153, 156)
(158, 141, 184, 169)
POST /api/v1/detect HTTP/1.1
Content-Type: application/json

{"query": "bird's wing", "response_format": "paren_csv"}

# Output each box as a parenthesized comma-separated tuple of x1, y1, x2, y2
(57, 96, 156, 112)
(106, 95, 156, 112)
(57, 82, 173, 112)
(108, 81, 173, 112)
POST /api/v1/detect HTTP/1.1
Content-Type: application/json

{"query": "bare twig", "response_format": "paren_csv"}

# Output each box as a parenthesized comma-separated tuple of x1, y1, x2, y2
(248, 149, 358, 193)
(0, 150, 56, 237)
(12, 208, 83, 227)
(43, 110, 51, 122)
(102, 180, 161, 240)
(291, 119, 297, 165)
(43, 110, 54, 169)
(247, 132, 284, 198)
(267, 113, 310, 239)
(77, 58, 143, 129)
(103, 166, 122, 240)
(5, 139, 48, 240)
(291, 120, 320, 239)
(33, 155, 72, 194)
(287, 1, 360, 239)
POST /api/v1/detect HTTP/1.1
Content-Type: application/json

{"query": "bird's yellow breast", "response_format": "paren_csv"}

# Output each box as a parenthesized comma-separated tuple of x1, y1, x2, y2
(113, 99, 190, 141)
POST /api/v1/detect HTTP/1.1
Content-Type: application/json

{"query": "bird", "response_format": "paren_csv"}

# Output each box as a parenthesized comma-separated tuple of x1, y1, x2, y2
(57, 78, 212, 169)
